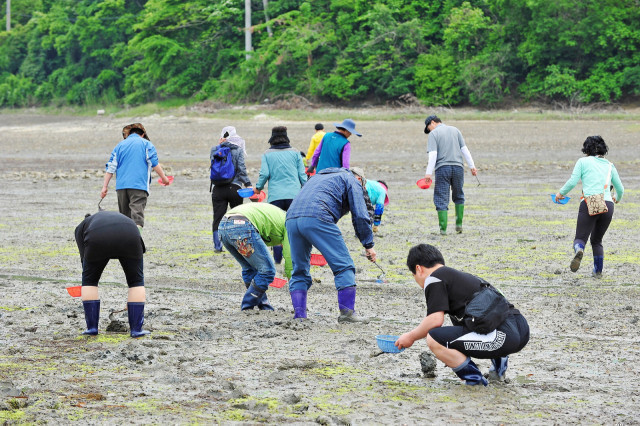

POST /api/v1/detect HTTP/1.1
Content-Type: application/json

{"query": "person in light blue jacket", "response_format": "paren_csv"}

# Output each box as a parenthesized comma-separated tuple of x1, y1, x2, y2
(365, 179, 389, 233)
(556, 136, 624, 278)
(255, 126, 307, 263)
(101, 123, 171, 229)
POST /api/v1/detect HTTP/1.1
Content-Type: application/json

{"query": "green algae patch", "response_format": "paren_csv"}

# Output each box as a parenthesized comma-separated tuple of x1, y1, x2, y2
(0, 410, 26, 421)
(229, 396, 280, 412)
(310, 394, 352, 416)
(308, 363, 366, 378)
(76, 334, 130, 344)
(0, 306, 33, 311)
(218, 408, 248, 421)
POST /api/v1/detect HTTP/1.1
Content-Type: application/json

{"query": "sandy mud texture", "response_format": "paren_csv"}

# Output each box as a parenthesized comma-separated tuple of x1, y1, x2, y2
(1, 112, 639, 424)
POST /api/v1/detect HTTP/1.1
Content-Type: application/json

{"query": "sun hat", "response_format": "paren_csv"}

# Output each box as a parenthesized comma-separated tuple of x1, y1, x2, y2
(315, 123, 324, 131)
(424, 115, 438, 134)
(350, 167, 366, 181)
(334, 118, 362, 137)
(122, 123, 149, 140)
(268, 126, 290, 145)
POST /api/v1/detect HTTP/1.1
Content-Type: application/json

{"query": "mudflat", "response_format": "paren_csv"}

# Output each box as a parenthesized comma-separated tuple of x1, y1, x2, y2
(1, 113, 639, 424)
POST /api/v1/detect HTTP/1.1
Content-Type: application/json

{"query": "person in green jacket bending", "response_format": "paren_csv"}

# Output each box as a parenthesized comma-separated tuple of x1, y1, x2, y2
(218, 203, 293, 310)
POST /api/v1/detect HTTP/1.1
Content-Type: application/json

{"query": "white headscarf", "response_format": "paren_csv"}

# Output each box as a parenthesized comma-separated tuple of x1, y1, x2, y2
(220, 126, 247, 155)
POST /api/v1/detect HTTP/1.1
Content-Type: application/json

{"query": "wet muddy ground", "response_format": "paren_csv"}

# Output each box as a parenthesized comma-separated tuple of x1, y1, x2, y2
(1, 112, 639, 424)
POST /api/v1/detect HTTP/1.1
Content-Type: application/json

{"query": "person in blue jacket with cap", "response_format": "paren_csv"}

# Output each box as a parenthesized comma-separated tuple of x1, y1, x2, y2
(286, 167, 376, 323)
(307, 118, 361, 174)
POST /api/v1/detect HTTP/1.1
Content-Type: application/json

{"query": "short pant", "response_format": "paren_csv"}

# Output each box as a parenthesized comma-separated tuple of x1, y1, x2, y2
(428, 313, 529, 359)
(82, 257, 144, 288)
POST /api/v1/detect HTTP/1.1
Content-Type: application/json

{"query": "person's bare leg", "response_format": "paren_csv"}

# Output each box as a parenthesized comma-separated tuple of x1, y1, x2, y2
(81, 286, 99, 301)
(127, 286, 146, 303)
(427, 334, 467, 367)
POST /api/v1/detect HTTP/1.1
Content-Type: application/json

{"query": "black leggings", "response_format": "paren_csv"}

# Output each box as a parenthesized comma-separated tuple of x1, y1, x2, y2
(82, 258, 144, 287)
(212, 184, 243, 232)
(574, 200, 614, 257)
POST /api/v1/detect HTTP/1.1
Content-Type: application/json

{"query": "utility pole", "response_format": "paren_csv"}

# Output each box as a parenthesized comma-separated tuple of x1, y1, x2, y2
(6, 0, 10, 32)
(245, 0, 252, 59)
(262, 0, 272, 37)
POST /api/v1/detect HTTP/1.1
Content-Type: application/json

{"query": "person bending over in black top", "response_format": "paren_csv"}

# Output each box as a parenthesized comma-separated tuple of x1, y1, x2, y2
(74, 211, 151, 338)
(396, 244, 529, 386)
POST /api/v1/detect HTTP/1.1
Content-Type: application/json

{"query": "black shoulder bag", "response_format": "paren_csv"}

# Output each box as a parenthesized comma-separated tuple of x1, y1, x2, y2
(464, 280, 510, 334)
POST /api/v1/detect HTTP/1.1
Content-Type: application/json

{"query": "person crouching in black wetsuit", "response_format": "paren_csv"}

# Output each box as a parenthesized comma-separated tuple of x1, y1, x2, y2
(395, 244, 529, 385)
(74, 211, 150, 338)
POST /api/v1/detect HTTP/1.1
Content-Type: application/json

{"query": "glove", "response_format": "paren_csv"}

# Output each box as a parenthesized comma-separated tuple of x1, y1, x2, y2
(373, 204, 383, 227)
(372, 225, 379, 233)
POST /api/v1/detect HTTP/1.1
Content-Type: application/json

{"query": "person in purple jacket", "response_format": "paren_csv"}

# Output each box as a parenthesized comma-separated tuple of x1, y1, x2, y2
(101, 123, 171, 230)
(306, 119, 361, 174)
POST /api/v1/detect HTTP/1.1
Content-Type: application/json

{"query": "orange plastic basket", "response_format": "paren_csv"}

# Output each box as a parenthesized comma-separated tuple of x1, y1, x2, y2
(269, 278, 287, 288)
(66, 286, 82, 297)
(310, 254, 327, 266)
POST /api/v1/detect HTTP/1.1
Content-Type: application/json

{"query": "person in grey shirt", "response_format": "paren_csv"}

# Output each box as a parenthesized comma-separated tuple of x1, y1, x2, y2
(424, 115, 478, 235)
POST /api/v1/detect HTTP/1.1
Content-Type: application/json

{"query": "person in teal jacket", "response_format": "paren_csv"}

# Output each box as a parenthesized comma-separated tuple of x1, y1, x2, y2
(255, 126, 307, 263)
(218, 203, 293, 311)
(556, 135, 624, 278)
(364, 179, 389, 233)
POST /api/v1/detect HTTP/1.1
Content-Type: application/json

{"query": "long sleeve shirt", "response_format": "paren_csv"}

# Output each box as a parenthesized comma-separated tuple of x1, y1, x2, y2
(105, 134, 159, 193)
(227, 203, 293, 279)
(559, 156, 624, 202)
(256, 147, 307, 202)
(310, 132, 351, 171)
(286, 168, 374, 249)
(305, 131, 325, 164)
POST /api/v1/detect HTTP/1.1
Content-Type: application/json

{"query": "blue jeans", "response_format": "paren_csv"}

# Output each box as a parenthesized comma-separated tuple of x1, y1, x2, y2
(219, 217, 276, 291)
(434, 165, 465, 211)
(286, 217, 356, 292)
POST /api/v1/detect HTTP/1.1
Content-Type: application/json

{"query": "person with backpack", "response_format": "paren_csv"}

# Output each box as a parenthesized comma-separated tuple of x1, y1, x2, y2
(254, 126, 307, 263)
(396, 244, 529, 386)
(101, 123, 171, 231)
(211, 128, 252, 252)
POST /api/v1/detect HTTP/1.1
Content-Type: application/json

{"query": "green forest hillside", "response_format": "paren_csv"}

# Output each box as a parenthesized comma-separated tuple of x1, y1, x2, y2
(1, 0, 639, 108)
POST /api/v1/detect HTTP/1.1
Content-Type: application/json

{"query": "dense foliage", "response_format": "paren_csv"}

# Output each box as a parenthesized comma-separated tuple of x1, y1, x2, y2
(1, 0, 639, 107)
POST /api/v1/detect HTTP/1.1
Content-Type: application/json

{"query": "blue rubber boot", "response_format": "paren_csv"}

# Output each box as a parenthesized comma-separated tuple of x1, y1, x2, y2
(290, 290, 307, 320)
(213, 231, 223, 252)
(452, 357, 488, 386)
(241, 283, 265, 310)
(81, 300, 100, 336)
(488, 356, 509, 381)
(127, 302, 151, 338)
(257, 291, 275, 311)
(337, 286, 368, 324)
(592, 255, 604, 278)
(273, 245, 283, 264)
(570, 243, 585, 272)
